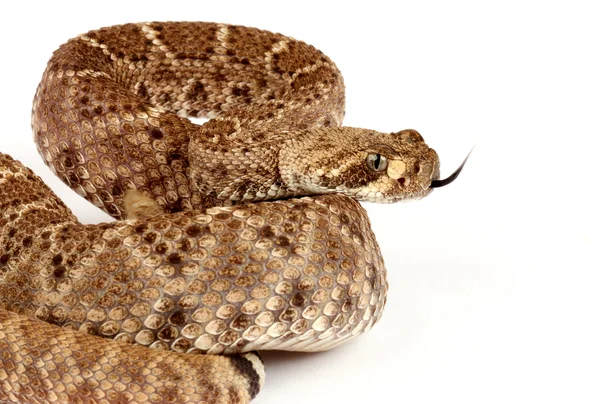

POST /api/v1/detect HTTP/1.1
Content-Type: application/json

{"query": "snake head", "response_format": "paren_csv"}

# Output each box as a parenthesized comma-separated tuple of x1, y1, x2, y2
(280, 128, 441, 203)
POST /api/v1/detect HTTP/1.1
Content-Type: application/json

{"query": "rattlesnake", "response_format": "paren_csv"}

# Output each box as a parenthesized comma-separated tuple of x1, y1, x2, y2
(0, 22, 462, 403)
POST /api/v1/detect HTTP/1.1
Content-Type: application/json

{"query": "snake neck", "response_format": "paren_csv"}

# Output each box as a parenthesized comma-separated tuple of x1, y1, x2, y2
(188, 124, 301, 204)
(187, 124, 383, 204)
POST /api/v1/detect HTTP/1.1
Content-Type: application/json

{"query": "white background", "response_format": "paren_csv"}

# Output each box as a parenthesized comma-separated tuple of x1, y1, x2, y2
(1, 1, 599, 403)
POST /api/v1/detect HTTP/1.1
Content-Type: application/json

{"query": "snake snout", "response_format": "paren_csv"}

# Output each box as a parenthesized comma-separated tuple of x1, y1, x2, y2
(411, 149, 440, 192)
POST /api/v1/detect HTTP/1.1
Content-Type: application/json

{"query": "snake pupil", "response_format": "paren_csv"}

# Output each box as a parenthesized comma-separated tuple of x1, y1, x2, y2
(367, 153, 388, 172)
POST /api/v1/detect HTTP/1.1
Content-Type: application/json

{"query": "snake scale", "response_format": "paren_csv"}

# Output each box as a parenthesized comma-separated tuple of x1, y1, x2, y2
(0, 22, 461, 403)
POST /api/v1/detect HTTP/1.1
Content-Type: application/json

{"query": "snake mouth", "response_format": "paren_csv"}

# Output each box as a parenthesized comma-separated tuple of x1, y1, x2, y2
(429, 149, 472, 189)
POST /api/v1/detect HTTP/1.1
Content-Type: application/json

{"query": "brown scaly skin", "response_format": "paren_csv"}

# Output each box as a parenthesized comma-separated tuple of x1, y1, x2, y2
(0, 310, 264, 403)
(0, 151, 382, 402)
(0, 22, 441, 402)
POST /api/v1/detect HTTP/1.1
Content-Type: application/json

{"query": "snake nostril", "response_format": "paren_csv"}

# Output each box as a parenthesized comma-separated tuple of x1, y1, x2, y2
(414, 161, 421, 173)
(398, 177, 406, 186)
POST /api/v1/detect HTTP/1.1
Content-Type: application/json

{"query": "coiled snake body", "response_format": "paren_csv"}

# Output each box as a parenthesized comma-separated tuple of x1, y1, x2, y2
(0, 22, 444, 403)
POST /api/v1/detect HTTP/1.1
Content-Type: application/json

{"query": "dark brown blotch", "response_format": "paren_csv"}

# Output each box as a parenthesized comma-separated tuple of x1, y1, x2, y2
(167, 252, 182, 264)
(150, 129, 163, 139)
(53, 266, 67, 278)
(260, 225, 276, 238)
(52, 254, 63, 266)
(290, 293, 307, 307)
(228, 355, 261, 399)
(168, 311, 188, 326)
(189, 82, 206, 99)
(144, 232, 158, 244)
(185, 224, 204, 237)
(111, 185, 123, 197)
(134, 223, 149, 234)
(157, 326, 177, 341)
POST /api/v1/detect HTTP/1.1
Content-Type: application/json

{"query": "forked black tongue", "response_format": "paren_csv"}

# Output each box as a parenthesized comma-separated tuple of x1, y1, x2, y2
(430, 148, 473, 188)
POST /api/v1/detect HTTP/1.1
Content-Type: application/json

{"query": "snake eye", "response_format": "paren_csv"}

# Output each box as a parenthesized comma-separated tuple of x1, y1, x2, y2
(366, 153, 388, 172)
